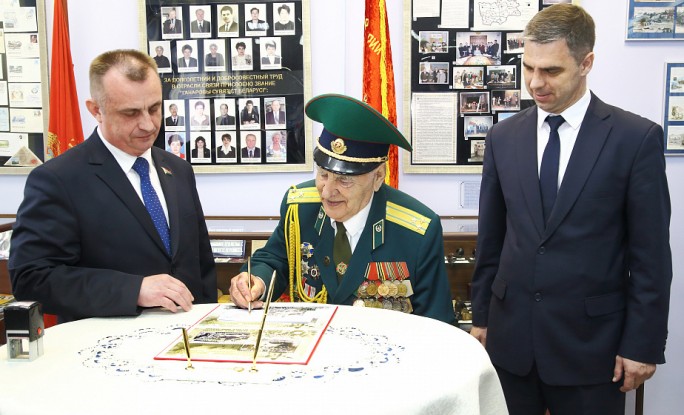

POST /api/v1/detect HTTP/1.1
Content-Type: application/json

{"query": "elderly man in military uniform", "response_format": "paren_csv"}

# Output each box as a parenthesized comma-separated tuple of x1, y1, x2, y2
(230, 94, 455, 324)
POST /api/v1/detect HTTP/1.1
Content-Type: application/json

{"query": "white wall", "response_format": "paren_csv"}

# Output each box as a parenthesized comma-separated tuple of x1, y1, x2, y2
(0, 1, 682, 413)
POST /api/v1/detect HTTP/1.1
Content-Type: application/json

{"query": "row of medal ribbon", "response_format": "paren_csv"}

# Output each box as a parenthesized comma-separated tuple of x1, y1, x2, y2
(352, 279, 415, 313)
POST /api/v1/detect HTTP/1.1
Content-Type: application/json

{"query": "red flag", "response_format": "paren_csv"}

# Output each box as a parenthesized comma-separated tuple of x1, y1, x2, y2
(47, 0, 83, 159)
(363, 0, 398, 188)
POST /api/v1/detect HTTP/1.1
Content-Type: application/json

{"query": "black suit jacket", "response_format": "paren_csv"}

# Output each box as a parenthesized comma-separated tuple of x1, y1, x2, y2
(471, 93, 672, 386)
(266, 110, 285, 125)
(241, 147, 261, 158)
(163, 19, 182, 34)
(9, 130, 217, 322)
(165, 115, 185, 126)
(218, 22, 238, 33)
(215, 115, 235, 126)
(216, 146, 236, 158)
(177, 57, 198, 68)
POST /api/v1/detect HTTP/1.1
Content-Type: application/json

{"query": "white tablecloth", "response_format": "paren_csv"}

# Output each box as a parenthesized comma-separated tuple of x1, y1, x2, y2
(0, 304, 507, 415)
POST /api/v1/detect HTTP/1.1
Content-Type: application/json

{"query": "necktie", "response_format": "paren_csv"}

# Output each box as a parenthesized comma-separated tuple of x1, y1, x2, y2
(539, 115, 565, 224)
(333, 221, 352, 283)
(132, 158, 171, 255)
(249, 150, 253, 158)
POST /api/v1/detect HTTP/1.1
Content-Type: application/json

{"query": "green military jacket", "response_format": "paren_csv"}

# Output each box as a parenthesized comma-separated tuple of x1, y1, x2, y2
(245, 180, 455, 324)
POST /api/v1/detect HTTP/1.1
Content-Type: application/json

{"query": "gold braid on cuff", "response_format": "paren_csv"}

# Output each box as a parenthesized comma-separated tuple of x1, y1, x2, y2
(316, 138, 388, 163)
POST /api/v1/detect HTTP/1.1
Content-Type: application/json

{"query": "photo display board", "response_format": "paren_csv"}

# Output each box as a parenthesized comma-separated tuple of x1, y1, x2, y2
(142, 0, 312, 173)
(404, 0, 567, 173)
(0, 0, 49, 172)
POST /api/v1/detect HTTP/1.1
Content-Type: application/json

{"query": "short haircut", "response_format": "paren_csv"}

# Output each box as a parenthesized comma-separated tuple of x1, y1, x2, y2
(221, 133, 232, 142)
(265, 41, 277, 50)
(278, 4, 290, 14)
(168, 134, 183, 145)
(235, 41, 246, 50)
(250, 7, 259, 14)
(194, 100, 205, 109)
(168, 103, 177, 110)
(221, 5, 233, 15)
(182, 44, 193, 53)
(245, 99, 253, 106)
(89, 49, 157, 107)
(220, 103, 229, 110)
(524, 4, 595, 64)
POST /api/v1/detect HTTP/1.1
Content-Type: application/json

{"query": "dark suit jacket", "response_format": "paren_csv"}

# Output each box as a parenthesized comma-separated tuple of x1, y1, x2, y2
(246, 180, 455, 324)
(177, 57, 198, 68)
(266, 110, 285, 125)
(191, 20, 211, 33)
(9, 130, 217, 322)
(241, 147, 261, 158)
(191, 148, 210, 158)
(261, 56, 281, 65)
(215, 115, 235, 126)
(154, 55, 170, 68)
(165, 115, 185, 127)
(163, 19, 182, 34)
(216, 146, 236, 158)
(471, 93, 672, 386)
(218, 22, 238, 33)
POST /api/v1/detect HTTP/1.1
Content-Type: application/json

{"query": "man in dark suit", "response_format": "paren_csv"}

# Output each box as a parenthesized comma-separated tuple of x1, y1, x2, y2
(190, 8, 211, 34)
(164, 103, 184, 127)
(265, 99, 285, 125)
(229, 94, 455, 324)
(215, 103, 235, 126)
(9, 49, 217, 323)
(177, 44, 197, 68)
(162, 7, 182, 34)
(241, 133, 261, 158)
(218, 5, 238, 33)
(470, 5, 672, 415)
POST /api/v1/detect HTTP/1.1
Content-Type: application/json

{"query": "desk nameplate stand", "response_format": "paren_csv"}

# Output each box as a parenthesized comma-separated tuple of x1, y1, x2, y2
(5, 301, 44, 361)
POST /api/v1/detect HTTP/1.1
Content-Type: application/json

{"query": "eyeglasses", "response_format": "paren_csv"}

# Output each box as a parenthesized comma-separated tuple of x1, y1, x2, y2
(316, 169, 356, 189)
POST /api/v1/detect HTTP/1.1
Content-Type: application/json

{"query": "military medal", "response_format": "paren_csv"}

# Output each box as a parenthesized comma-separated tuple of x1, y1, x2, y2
(353, 298, 365, 307)
(397, 282, 408, 297)
(366, 282, 378, 296)
(309, 265, 320, 279)
(336, 262, 348, 275)
(377, 281, 390, 297)
(388, 281, 399, 297)
(300, 242, 314, 259)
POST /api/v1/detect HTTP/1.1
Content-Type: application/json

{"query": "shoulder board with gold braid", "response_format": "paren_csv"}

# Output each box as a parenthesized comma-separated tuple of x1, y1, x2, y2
(287, 187, 321, 204)
(385, 201, 431, 235)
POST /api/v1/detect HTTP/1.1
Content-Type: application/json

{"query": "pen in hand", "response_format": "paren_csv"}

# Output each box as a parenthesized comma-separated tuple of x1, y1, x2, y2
(247, 257, 252, 313)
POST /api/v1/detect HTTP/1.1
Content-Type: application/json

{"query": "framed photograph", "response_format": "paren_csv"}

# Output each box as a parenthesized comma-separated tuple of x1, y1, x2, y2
(141, 0, 312, 173)
(454, 32, 502, 66)
(419, 31, 449, 53)
(491, 90, 521, 111)
(265, 130, 288, 162)
(626, 1, 684, 40)
(0, 0, 50, 173)
(453, 66, 485, 90)
(504, 32, 524, 54)
(165, 132, 187, 160)
(486, 65, 516, 88)
(460, 91, 490, 114)
(663, 62, 684, 155)
(464, 115, 493, 138)
(418, 62, 450, 84)
(467, 139, 486, 163)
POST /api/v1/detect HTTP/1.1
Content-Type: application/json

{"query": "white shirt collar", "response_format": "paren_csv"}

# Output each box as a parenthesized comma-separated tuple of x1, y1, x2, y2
(97, 127, 153, 172)
(330, 192, 374, 241)
(536, 88, 591, 131)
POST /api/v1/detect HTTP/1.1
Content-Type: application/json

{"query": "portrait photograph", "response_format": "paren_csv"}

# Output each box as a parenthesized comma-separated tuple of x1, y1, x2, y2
(265, 97, 287, 129)
(216, 4, 240, 37)
(455, 32, 502, 66)
(245, 3, 269, 36)
(260, 37, 283, 70)
(190, 132, 212, 163)
(164, 99, 185, 131)
(189, 5, 212, 38)
(177, 40, 199, 73)
(149, 41, 172, 74)
(505, 32, 524, 54)
(161, 6, 184, 40)
(240, 131, 263, 163)
(214, 98, 237, 130)
(266, 130, 287, 162)
(215, 132, 238, 163)
(468, 139, 486, 163)
(464, 116, 493, 138)
(419, 31, 449, 53)
(273, 3, 296, 35)
(459, 91, 490, 114)
(491, 89, 521, 111)
(239, 97, 261, 129)
(418, 62, 450, 84)
(453, 66, 485, 89)
(189, 98, 211, 130)
(231, 38, 254, 71)
(165, 132, 187, 160)
(487, 65, 517, 88)
(203, 39, 226, 71)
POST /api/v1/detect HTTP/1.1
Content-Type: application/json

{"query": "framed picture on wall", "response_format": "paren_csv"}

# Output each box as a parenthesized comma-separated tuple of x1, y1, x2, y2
(626, 0, 684, 40)
(663, 62, 684, 155)
(0, 0, 50, 174)
(141, 0, 313, 173)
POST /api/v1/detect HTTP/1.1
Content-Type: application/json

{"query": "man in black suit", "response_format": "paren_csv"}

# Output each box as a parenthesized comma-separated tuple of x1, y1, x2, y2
(165, 103, 184, 127)
(9, 49, 217, 322)
(162, 7, 182, 34)
(246, 7, 268, 31)
(265, 98, 285, 125)
(190, 8, 211, 34)
(470, 5, 672, 415)
(218, 5, 238, 33)
(177, 44, 197, 68)
(215, 103, 235, 126)
(241, 133, 261, 158)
